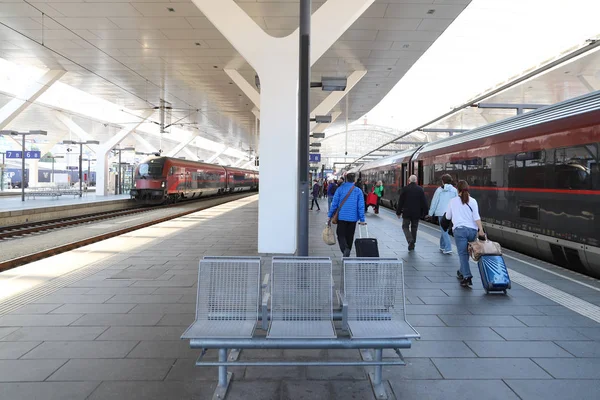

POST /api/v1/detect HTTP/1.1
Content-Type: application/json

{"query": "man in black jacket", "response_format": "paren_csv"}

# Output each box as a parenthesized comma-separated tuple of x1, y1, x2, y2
(396, 175, 428, 251)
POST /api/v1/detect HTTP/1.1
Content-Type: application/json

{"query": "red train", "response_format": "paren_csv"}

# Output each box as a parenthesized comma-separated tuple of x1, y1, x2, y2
(130, 156, 258, 205)
(354, 91, 600, 277)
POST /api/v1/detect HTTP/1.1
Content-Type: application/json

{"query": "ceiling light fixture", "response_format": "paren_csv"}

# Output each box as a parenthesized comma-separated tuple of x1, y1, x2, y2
(427, 9, 435, 14)
(402, 44, 410, 48)
(167, 7, 175, 12)
(195, 42, 201, 46)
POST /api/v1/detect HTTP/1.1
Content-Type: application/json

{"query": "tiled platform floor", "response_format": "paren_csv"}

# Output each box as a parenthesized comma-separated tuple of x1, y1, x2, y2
(0, 193, 131, 212)
(0, 194, 599, 399)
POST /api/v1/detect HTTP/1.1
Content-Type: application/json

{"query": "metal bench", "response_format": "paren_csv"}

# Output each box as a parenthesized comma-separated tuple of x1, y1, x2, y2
(182, 256, 420, 400)
(26, 187, 62, 199)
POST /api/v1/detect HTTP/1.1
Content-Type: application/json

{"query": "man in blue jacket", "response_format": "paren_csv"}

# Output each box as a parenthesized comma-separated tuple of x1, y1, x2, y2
(327, 173, 366, 257)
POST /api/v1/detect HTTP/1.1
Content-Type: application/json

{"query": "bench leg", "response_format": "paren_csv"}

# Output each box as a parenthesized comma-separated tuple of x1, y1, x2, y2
(228, 348, 241, 361)
(213, 348, 232, 400)
(368, 349, 388, 400)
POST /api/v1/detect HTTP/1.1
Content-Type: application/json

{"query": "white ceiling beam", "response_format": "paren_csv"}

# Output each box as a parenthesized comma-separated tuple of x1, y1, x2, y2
(0, 70, 65, 130)
(182, 147, 200, 161)
(251, 107, 260, 120)
(166, 134, 199, 157)
(310, 70, 367, 131)
(131, 131, 159, 154)
(313, 111, 342, 134)
(54, 111, 94, 142)
(577, 75, 597, 92)
(103, 110, 153, 152)
(207, 145, 228, 163)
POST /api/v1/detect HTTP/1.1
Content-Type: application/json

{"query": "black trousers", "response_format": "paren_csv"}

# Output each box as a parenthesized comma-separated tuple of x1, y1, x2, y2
(311, 197, 320, 210)
(402, 217, 420, 244)
(336, 220, 357, 255)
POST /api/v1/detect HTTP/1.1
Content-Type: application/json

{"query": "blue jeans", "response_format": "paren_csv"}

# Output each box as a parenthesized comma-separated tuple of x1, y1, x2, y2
(453, 227, 477, 279)
(439, 218, 452, 252)
(328, 197, 333, 211)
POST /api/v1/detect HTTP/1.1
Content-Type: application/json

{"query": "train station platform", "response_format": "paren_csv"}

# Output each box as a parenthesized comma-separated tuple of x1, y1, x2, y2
(0, 194, 133, 226)
(0, 194, 599, 399)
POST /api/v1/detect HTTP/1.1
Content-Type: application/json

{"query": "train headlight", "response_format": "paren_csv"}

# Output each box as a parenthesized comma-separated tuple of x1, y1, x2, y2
(161, 181, 166, 188)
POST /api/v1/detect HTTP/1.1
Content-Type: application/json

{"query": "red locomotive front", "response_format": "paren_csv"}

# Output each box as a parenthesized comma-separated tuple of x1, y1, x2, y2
(130, 157, 168, 204)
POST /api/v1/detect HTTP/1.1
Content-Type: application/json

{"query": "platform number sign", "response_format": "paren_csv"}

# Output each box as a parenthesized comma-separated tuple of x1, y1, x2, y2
(5, 151, 41, 159)
(309, 153, 321, 163)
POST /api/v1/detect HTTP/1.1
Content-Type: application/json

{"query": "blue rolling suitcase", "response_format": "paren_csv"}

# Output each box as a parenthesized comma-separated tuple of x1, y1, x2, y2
(478, 254, 511, 294)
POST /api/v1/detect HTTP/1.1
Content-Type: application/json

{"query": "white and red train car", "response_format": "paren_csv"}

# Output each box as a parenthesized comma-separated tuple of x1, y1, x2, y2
(130, 156, 258, 205)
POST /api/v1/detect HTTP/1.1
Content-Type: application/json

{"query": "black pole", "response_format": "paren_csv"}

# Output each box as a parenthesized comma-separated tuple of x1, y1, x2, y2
(1, 152, 4, 191)
(297, 0, 311, 256)
(78, 143, 83, 197)
(51, 157, 54, 183)
(118, 150, 122, 195)
(21, 134, 25, 202)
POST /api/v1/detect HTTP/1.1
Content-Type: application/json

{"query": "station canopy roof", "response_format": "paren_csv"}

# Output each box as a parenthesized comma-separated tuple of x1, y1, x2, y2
(0, 0, 471, 163)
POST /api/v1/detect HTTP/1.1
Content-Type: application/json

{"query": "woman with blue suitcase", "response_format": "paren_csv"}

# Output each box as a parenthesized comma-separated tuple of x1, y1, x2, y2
(445, 181, 485, 288)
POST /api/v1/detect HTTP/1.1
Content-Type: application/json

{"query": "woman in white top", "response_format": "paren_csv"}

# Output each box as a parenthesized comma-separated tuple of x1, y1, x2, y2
(445, 181, 485, 287)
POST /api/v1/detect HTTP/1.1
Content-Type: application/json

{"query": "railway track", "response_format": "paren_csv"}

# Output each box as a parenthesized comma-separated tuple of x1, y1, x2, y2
(0, 192, 255, 272)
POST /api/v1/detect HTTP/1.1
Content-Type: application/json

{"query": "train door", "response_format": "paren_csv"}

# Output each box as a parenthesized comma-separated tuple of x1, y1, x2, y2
(414, 160, 424, 185)
(400, 163, 408, 188)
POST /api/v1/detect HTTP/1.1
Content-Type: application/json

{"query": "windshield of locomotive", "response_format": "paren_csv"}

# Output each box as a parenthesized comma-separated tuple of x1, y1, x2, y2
(137, 160, 165, 178)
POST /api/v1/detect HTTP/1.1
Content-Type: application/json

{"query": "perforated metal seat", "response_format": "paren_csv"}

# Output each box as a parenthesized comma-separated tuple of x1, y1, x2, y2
(267, 257, 336, 339)
(182, 257, 261, 339)
(343, 258, 419, 339)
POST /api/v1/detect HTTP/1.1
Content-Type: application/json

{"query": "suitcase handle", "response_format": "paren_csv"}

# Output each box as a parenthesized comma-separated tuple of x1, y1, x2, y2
(358, 223, 369, 238)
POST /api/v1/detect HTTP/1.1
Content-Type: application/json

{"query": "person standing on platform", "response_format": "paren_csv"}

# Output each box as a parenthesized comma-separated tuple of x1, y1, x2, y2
(428, 174, 458, 254)
(310, 179, 321, 211)
(396, 175, 428, 251)
(323, 180, 328, 198)
(446, 180, 485, 287)
(374, 180, 384, 214)
(327, 173, 366, 257)
(327, 179, 338, 211)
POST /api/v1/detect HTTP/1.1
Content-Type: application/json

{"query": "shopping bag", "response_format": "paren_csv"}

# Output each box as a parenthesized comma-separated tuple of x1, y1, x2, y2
(469, 236, 502, 261)
(322, 224, 336, 245)
(366, 192, 378, 206)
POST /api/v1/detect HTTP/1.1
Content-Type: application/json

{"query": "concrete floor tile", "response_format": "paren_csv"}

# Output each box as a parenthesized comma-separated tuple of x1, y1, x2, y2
(71, 313, 163, 326)
(245, 366, 305, 380)
(106, 294, 183, 303)
(1, 327, 106, 341)
(555, 340, 600, 357)
(127, 341, 200, 359)
(396, 340, 476, 358)
(129, 303, 196, 314)
(157, 313, 195, 326)
(466, 341, 573, 358)
(438, 315, 526, 327)
(165, 358, 245, 382)
(467, 305, 544, 315)
(0, 314, 83, 327)
(0, 360, 67, 382)
(505, 379, 600, 400)
(493, 327, 591, 341)
(0, 382, 99, 400)
(383, 358, 443, 380)
(85, 287, 158, 295)
(281, 381, 330, 400)
(330, 380, 375, 400)
(88, 381, 216, 400)
(8, 304, 62, 314)
(0, 342, 41, 359)
(390, 379, 520, 400)
(22, 340, 138, 359)
(47, 358, 173, 381)
(406, 315, 446, 327)
(51, 303, 136, 314)
(534, 305, 585, 315)
(33, 294, 113, 304)
(514, 315, 599, 327)
(432, 358, 552, 379)
(416, 327, 505, 341)
(306, 366, 366, 380)
(227, 381, 280, 400)
(573, 327, 600, 340)
(96, 326, 185, 341)
(532, 357, 600, 378)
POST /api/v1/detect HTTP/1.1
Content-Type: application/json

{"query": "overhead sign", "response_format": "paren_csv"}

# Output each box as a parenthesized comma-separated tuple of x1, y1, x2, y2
(309, 153, 321, 163)
(67, 166, 79, 170)
(5, 151, 41, 159)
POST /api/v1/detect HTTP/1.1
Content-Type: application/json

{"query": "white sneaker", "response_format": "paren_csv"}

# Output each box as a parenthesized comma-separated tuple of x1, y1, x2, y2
(439, 248, 444, 253)
(443, 250, 453, 255)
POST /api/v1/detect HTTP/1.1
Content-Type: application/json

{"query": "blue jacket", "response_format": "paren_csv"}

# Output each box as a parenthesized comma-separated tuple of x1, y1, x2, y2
(312, 183, 320, 197)
(327, 183, 365, 222)
(429, 184, 458, 217)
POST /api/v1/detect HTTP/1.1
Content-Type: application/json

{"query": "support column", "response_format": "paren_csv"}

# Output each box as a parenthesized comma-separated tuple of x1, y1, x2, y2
(0, 70, 65, 130)
(191, 0, 374, 254)
(96, 112, 152, 196)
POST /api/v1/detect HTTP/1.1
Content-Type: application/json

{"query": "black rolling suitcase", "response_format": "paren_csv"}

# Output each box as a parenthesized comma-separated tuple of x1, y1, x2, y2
(354, 224, 379, 257)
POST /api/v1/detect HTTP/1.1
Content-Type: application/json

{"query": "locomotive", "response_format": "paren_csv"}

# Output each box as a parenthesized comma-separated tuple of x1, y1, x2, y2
(130, 156, 258, 205)
(354, 90, 600, 277)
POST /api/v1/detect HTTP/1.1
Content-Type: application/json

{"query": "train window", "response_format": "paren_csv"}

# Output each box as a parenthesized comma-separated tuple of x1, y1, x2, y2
(553, 145, 596, 190)
(507, 151, 545, 188)
(482, 157, 503, 187)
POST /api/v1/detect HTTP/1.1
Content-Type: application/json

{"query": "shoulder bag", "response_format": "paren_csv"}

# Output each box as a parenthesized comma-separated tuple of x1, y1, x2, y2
(331, 186, 355, 224)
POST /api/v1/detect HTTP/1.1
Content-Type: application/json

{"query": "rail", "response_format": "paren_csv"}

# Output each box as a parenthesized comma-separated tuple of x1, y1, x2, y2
(182, 256, 420, 400)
